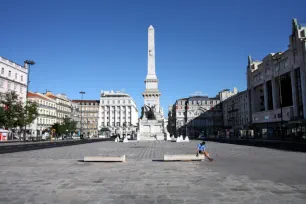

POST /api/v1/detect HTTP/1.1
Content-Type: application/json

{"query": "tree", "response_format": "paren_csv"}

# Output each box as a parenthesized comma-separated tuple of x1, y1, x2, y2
(0, 91, 38, 141)
(51, 118, 77, 139)
(51, 123, 64, 139)
(0, 91, 24, 130)
(63, 118, 77, 133)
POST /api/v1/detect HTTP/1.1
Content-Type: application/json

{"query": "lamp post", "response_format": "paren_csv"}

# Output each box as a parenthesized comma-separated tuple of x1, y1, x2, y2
(79, 91, 85, 139)
(23, 60, 35, 142)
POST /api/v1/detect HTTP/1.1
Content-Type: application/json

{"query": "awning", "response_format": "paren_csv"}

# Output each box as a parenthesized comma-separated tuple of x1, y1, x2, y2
(288, 119, 306, 124)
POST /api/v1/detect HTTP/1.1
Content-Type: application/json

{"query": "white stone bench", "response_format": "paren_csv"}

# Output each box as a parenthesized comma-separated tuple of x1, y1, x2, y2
(163, 154, 205, 161)
(84, 155, 126, 162)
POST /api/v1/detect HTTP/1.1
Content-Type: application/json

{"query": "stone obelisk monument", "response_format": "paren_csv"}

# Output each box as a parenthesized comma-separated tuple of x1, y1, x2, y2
(138, 25, 166, 140)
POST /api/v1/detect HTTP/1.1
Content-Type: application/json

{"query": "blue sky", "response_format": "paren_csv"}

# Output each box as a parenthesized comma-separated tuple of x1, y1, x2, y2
(1, 0, 306, 116)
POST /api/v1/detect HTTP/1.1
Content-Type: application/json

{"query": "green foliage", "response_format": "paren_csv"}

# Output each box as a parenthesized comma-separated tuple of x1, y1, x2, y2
(51, 118, 77, 137)
(24, 101, 39, 126)
(0, 91, 39, 129)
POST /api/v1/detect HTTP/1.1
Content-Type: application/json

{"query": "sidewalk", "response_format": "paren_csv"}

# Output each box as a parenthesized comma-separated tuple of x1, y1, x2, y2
(0, 138, 111, 154)
(205, 138, 306, 152)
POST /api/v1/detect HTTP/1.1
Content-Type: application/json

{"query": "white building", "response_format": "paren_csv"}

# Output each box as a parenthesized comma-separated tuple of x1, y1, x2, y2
(27, 91, 57, 137)
(98, 90, 138, 136)
(0, 56, 28, 103)
(218, 88, 238, 102)
(44, 91, 72, 124)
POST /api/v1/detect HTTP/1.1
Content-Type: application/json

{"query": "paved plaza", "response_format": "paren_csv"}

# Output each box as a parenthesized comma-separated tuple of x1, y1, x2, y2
(0, 141, 306, 203)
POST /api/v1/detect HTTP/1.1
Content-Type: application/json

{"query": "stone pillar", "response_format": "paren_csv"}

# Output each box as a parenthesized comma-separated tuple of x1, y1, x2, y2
(119, 106, 122, 127)
(125, 106, 128, 126)
(104, 107, 107, 127)
(264, 82, 269, 111)
(300, 66, 306, 119)
(251, 88, 256, 113)
(114, 106, 116, 127)
(272, 78, 279, 109)
(109, 106, 113, 128)
(290, 70, 298, 117)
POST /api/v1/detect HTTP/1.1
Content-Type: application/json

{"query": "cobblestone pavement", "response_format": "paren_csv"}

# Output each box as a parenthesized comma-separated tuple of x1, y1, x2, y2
(0, 141, 306, 203)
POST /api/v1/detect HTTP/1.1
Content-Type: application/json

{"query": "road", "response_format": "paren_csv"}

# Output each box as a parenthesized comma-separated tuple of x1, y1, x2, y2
(0, 141, 305, 203)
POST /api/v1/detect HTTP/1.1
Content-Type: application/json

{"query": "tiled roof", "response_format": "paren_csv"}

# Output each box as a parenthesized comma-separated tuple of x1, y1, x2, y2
(45, 94, 57, 99)
(27, 92, 53, 101)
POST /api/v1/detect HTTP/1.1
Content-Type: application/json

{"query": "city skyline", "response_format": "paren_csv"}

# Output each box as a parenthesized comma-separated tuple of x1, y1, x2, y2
(1, 0, 306, 112)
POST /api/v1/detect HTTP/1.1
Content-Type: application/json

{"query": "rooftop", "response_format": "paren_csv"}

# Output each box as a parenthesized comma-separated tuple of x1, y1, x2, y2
(72, 100, 100, 104)
(101, 90, 130, 97)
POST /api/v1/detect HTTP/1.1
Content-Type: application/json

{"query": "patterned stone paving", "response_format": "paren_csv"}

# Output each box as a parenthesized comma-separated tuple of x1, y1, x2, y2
(0, 141, 305, 203)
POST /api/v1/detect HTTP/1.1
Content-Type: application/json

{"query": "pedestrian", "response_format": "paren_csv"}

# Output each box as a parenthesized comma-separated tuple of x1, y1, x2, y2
(196, 141, 213, 161)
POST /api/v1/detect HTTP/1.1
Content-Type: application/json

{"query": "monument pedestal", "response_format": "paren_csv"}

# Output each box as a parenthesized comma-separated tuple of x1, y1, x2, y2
(139, 119, 165, 140)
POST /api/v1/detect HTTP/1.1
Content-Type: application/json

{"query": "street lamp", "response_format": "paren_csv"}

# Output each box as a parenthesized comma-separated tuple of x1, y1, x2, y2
(23, 60, 35, 142)
(79, 91, 85, 138)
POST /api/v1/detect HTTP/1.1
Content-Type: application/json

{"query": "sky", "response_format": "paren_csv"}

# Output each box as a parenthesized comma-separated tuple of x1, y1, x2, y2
(1, 0, 306, 116)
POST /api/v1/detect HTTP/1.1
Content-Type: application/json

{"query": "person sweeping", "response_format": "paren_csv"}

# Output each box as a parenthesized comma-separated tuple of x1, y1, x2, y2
(196, 141, 213, 161)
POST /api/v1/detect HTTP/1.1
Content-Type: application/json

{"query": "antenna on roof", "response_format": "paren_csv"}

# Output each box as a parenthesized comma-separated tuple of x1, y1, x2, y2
(121, 88, 125, 93)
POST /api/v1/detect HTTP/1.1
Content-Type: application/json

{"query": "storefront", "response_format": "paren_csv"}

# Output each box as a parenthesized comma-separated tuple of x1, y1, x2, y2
(288, 119, 306, 141)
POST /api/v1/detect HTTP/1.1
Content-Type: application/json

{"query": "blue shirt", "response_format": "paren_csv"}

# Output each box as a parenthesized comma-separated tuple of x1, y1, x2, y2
(197, 144, 205, 151)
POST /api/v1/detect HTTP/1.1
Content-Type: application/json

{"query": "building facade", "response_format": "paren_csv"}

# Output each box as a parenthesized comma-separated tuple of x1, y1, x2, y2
(98, 90, 138, 136)
(71, 100, 99, 137)
(222, 90, 250, 137)
(0, 56, 28, 103)
(167, 104, 176, 135)
(171, 89, 238, 138)
(247, 18, 306, 139)
(44, 91, 72, 124)
(71, 102, 81, 131)
(219, 87, 238, 102)
(27, 92, 57, 137)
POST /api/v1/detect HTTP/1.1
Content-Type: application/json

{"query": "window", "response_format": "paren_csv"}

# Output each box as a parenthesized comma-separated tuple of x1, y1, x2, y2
(15, 73, 17, 80)
(8, 82, 11, 90)
(21, 75, 23, 82)
(20, 86, 22, 93)
(1, 68, 4, 75)
(0, 79, 3, 88)
(14, 83, 16, 90)
(8, 71, 11, 77)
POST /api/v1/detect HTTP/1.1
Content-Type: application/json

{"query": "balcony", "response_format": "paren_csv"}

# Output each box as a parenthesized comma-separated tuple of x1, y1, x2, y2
(38, 113, 57, 118)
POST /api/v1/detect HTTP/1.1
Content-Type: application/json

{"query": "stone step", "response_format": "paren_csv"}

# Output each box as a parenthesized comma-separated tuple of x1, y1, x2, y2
(83, 155, 126, 162)
(163, 154, 205, 161)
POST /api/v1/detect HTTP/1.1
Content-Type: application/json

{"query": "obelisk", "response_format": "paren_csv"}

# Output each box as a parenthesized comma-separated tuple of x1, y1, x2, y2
(139, 25, 165, 140)
(143, 25, 161, 112)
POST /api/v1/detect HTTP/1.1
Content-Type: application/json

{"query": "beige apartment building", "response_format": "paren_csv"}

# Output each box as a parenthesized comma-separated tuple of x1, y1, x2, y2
(71, 100, 99, 137)
(27, 91, 57, 137)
